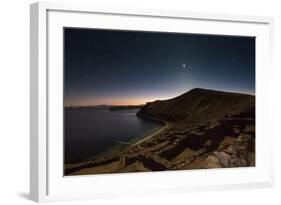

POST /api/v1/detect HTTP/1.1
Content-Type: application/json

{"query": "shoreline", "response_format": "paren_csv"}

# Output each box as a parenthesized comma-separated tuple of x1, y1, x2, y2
(65, 119, 170, 174)
(130, 113, 171, 146)
(65, 113, 169, 167)
(130, 122, 170, 146)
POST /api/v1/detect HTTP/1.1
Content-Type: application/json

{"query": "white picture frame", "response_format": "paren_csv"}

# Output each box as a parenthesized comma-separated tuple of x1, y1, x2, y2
(30, 1, 274, 202)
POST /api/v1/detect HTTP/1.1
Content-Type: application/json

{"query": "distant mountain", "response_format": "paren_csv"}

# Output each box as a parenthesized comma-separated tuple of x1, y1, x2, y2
(93, 105, 112, 109)
(66, 104, 144, 110)
(137, 88, 255, 123)
(65, 105, 112, 109)
(109, 105, 143, 111)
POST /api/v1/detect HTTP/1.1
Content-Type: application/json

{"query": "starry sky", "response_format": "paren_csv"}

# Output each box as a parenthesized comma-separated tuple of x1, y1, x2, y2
(64, 28, 255, 107)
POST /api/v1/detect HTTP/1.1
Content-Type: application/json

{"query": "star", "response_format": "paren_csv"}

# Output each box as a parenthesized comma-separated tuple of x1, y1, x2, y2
(182, 63, 187, 68)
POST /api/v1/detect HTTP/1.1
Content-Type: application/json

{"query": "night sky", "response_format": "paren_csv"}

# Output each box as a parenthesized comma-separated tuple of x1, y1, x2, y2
(64, 28, 255, 107)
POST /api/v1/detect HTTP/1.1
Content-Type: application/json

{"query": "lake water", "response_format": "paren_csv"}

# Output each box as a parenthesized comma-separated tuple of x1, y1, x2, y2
(64, 108, 163, 164)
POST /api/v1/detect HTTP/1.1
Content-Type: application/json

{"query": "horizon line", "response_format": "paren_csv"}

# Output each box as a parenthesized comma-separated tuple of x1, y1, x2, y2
(64, 87, 255, 107)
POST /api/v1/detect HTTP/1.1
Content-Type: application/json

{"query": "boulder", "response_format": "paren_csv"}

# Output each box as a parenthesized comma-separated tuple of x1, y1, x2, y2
(206, 155, 222, 168)
(214, 151, 232, 167)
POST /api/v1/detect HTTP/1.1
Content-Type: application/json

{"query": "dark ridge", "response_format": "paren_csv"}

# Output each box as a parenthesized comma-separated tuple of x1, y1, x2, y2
(137, 88, 255, 123)
(187, 88, 253, 96)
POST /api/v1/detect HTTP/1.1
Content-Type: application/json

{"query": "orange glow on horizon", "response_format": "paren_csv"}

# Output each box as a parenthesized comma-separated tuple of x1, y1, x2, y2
(64, 97, 160, 107)
(64, 90, 190, 107)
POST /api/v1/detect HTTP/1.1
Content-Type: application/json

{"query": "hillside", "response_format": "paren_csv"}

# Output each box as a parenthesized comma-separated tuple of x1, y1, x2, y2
(65, 88, 255, 175)
(137, 88, 255, 123)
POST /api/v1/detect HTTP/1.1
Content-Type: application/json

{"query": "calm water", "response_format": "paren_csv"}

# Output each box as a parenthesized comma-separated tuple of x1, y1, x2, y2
(64, 108, 163, 164)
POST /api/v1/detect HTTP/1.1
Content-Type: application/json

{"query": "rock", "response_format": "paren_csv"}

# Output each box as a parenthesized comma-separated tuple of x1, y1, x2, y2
(213, 151, 232, 167)
(233, 125, 240, 134)
(224, 145, 236, 155)
(230, 157, 245, 167)
(207, 155, 220, 164)
(218, 136, 236, 150)
(204, 140, 212, 147)
(237, 134, 252, 143)
(243, 125, 255, 133)
(238, 150, 248, 160)
(247, 152, 255, 166)
(206, 155, 222, 168)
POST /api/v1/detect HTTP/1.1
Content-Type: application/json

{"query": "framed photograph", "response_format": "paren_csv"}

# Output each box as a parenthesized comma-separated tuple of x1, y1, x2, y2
(30, 2, 274, 202)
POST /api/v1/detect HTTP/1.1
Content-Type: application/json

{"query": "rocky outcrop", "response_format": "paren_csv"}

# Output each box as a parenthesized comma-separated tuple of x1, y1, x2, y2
(205, 133, 255, 168)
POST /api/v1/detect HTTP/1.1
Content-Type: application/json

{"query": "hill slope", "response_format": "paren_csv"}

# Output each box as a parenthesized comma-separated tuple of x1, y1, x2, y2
(137, 88, 255, 123)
